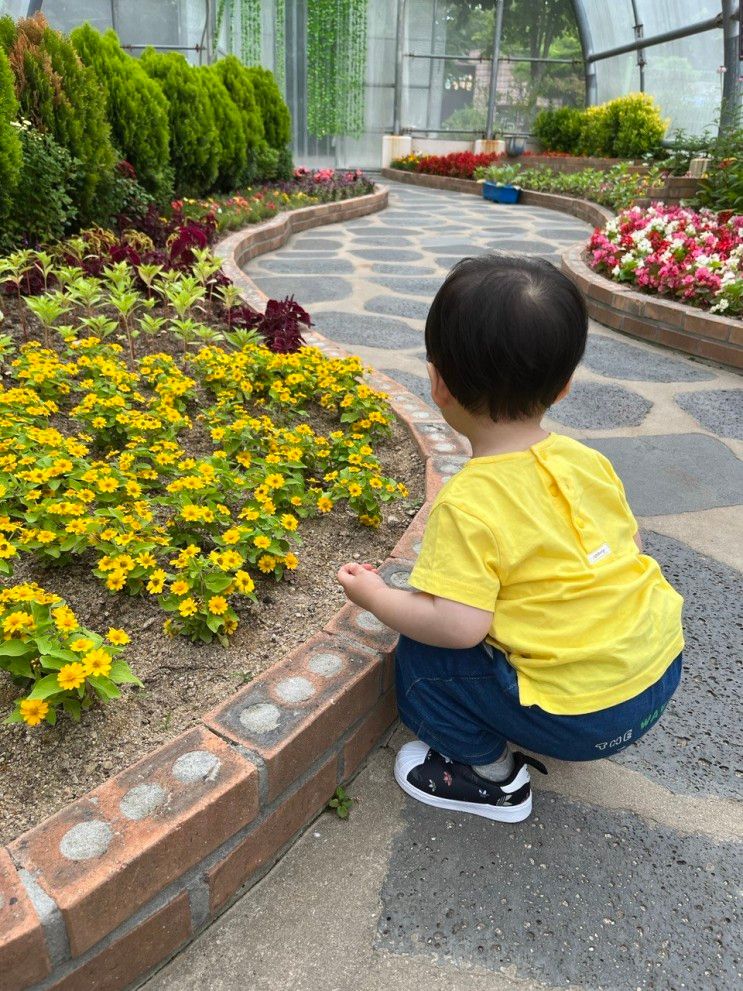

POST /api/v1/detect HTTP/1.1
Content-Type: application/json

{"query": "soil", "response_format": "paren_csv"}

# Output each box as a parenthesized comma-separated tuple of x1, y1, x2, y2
(0, 294, 426, 844)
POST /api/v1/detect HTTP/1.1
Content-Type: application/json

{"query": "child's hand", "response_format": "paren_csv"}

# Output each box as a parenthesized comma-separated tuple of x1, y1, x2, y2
(336, 562, 386, 611)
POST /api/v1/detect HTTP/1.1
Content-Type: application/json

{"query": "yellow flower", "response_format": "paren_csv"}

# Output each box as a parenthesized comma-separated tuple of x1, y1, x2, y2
(234, 570, 255, 594)
(317, 496, 333, 513)
(52, 606, 77, 632)
(171, 579, 190, 596)
(253, 535, 271, 549)
(280, 514, 298, 531)
(70, 637, 94, 653)
(178, 597, 198, 618)
(370, 477, 382, 489)
(106, 569, 127, 591)
(265, 473, 285, 489)
(257, 554, 276, 573)
(219, 550, 243, 570)
(3, 611, 34, 635)
(107, 628, 130, 646)
(348, 483, 363, 497)
(146, 569, 166, 594)
(283, 553, 299, 570)
(20, 698, 49, 726)
(97, 477, 119, 493)
(222, 527, 242, 545)
(82, 648, 112, 677)
(208, 595, 228, 615)
(181, 505, 201, 521)
(58, 662, 87, 691)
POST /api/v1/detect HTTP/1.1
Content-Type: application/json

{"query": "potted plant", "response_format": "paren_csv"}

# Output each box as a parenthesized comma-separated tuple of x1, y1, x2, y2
(482, 164, 522, 204)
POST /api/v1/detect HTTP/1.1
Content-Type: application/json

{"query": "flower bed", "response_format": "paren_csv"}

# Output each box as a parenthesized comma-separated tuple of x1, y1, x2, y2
(177, 168, 376, 234)
(0, 189, 425, 841)
(587, 204, 742, 317)
(474, 162, 669, 212)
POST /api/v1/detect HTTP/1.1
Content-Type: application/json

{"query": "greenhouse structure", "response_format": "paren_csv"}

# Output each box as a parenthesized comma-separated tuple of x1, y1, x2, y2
(2, 0, 740, 166)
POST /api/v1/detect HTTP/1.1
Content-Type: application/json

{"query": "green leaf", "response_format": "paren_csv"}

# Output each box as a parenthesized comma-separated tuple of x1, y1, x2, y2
(88, 676, 120, 700)
(27, 673, 62, 700)
(45, 706, 57, 725)
(62, 697, 81, 722)
(0, 640, 36, 658)
(3, 707, 23, 725)
(204, 574, 232, 593)
(6, 656, 34, 678)
(328, 799, 339, 808)
(109, 661, 143, 686)
(206, 613, 224, 634)
(337, 806, 349, 819)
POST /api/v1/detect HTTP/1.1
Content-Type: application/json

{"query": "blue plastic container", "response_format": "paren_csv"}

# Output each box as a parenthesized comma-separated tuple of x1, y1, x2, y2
(482, 181, 521, 204)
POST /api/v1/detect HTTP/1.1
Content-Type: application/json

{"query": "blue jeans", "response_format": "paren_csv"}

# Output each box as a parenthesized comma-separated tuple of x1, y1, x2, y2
(395, 635, 682, 764)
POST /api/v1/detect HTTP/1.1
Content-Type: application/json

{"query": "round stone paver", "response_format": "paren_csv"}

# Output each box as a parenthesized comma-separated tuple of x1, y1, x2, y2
(311, 311, 422, 350)
(239, 702, 281, 735)
(171, 750, 221, 784)
(119, 783, 168, 821)
(364, 295, 430, 321)
(370, 277, 445, 297)
(583, 334, 715, 382)
(550, 381, 653, 429)
(249, 275, 351, 304)
(274, 676, 316, 704)
(307, 652, 344, 678)
(674, 389, 743, 440)
(254, 257, 354, 275)
(59, 820, 113, 861)
(355, 610, 385, 632)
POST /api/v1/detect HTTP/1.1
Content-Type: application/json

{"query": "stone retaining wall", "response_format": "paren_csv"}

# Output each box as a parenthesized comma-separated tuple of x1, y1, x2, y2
(0, 185, 475, 991)
(562, 244, 741, 370)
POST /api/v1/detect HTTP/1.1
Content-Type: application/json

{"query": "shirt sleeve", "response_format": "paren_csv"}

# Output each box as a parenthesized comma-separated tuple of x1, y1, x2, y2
(408, 500, 501, 612)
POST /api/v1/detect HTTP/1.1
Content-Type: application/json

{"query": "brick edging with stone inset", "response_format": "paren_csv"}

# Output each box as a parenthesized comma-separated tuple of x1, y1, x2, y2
(0, 185, 474, 991)
(561, 243, 742, 370)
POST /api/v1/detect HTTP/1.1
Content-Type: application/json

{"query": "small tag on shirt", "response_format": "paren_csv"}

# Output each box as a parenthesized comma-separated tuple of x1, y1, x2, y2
(588, 543, 611, 564)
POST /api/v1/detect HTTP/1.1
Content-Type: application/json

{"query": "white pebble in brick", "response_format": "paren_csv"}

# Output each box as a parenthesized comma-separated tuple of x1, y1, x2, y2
(356, 610, 385, 632)
(59, 821, 113, 861)
(389, 571, 412, 590)
(119, 783, 168, 821)
(307, 652, 343, 678)
(412, 540, 423, 555)
(171, 750, 221, 784)
(435, 443, 456, 452)
(275, 676, 316, 703)
(239, 701, 281, 734)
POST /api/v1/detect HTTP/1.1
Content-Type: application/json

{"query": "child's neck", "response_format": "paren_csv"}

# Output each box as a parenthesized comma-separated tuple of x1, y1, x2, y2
(465, 415, 549, 459)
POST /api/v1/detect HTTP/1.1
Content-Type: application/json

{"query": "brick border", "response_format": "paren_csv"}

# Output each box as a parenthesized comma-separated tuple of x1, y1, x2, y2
(0, 185, 475, 991)
(561, 244, 742, 370)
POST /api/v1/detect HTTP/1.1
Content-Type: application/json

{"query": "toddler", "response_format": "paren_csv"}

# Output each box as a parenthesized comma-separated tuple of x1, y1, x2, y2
(337, 254, 683, 823)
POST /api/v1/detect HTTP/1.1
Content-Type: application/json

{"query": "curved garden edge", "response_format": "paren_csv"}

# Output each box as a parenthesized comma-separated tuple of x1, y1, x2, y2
(381, 168, 740, 371)
(0, 186, 473, 991)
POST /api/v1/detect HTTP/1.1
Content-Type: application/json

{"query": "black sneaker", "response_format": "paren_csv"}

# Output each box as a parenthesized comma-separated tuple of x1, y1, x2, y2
(394, 740, 547, 822)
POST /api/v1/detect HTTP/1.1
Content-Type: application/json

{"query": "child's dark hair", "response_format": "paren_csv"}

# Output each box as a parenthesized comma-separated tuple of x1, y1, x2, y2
(425, 254, 587, 421)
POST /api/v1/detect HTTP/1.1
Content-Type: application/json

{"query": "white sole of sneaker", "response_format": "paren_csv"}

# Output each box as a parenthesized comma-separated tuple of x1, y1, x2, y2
(394, 741, 533, 823)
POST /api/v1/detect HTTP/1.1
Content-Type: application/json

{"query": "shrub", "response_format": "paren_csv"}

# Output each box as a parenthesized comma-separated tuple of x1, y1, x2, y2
(140, 48, 220, 197)
(697, 112, 743, 212)
(70, 24, 172, 200)
(245, 65, 292, 180)
(576, 104, 613, 156)
(199, 66, 246, 192)
(1, 123, 78, 250)
(213, 54, 264, 182)
(609, 93, 668, 158)
(411, 150, 503, 180)
(533, 106, 583, 154)
(0, 13, 116, 224)
(0, 46, 21, 225)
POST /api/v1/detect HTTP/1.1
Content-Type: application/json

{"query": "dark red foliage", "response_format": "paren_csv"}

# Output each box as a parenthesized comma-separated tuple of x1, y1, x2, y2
(414, 151, 504, 179)
(259, 296, 311, 353)
(116, 160, 138, 180)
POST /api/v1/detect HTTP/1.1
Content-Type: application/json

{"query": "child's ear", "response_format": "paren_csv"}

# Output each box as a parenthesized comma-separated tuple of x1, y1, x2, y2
(555, 377, 573, 403)
(427, 362, 454, 408)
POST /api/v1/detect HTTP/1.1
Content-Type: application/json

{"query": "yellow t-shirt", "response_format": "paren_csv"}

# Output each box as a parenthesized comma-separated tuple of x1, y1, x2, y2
(408, 433, 684, 715)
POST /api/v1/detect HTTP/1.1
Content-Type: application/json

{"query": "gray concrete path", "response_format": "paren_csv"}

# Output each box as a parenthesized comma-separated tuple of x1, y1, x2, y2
(145, 182, 742, 991)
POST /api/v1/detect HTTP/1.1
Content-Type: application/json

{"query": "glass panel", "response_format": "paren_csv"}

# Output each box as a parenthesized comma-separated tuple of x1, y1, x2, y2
(30, 0, 112, 33)
(638, 0, 721, 36)
(593, 52, 639, 104)
(643, 30, 725, 135)
(579, 0, 635, 55)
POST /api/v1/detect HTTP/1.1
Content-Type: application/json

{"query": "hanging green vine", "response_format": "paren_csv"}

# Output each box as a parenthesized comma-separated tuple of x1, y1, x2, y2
(240, 0, 262, 66)
(273, 0, 286, 96)
(307, 0, 368, 138)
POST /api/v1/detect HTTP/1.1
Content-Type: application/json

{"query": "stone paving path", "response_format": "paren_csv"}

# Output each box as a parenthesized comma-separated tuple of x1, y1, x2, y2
(146, 182, 742, 991)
